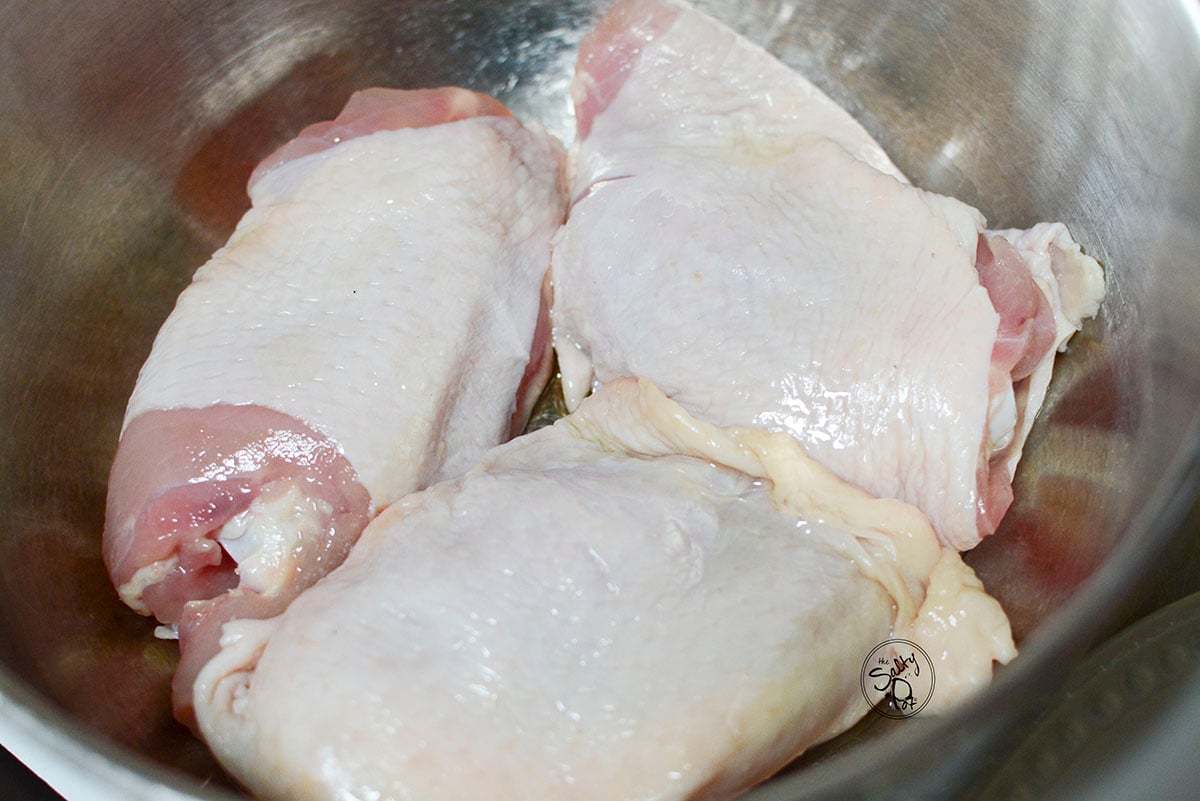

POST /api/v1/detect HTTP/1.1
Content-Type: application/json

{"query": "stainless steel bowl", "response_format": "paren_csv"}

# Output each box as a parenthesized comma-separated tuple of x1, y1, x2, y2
(2, 1, 1199, 798)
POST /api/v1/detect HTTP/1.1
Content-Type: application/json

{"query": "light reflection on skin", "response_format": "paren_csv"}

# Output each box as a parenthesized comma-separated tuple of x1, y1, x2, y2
(189, 427, 340, 483)
(756, 371, 960, 468)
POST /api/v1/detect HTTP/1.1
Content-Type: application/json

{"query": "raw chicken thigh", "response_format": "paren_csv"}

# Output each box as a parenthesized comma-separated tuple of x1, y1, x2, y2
(103, 87, 567, 711)
(552, 0, 1105, 550)
(104, 2, 1098, 795)
(192, 380, 1014, 801)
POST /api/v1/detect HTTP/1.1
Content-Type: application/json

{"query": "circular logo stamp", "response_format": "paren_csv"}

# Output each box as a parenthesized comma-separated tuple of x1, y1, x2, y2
(860, 639, 936, 719)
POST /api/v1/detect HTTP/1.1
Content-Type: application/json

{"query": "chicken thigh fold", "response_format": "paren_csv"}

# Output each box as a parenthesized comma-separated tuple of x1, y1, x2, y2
(103, 87, 567, 714)
(192, 379, 1014, 801)
(551, 0, 1105, 550)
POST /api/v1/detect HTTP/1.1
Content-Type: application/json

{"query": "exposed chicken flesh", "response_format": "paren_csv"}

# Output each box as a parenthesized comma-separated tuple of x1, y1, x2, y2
(192, 379, 1014, 801)
(102, 88, 567, 715)
(551, 0, 1104, 550)
(99, 0, 1107, 791)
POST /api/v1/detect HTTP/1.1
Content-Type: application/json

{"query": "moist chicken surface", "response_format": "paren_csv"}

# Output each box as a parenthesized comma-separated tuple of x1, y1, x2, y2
(193, 380, 1013, 801)
(551, 0, 1104, 551)
(103, 87, 567, 715)
(99, 1, 1110, 797)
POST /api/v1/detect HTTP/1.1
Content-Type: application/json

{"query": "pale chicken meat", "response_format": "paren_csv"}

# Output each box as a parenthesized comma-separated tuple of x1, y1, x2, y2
(104, 1, 1101, 794)
(552, 0, 1105, 551)
(192, 380, 1014, 801)
(102, 87, 567, 714)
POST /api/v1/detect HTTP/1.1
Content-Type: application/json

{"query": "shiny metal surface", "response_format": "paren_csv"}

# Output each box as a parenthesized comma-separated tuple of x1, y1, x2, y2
(974, 589, 1200, 801)
(2, 1, 1199, 799)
